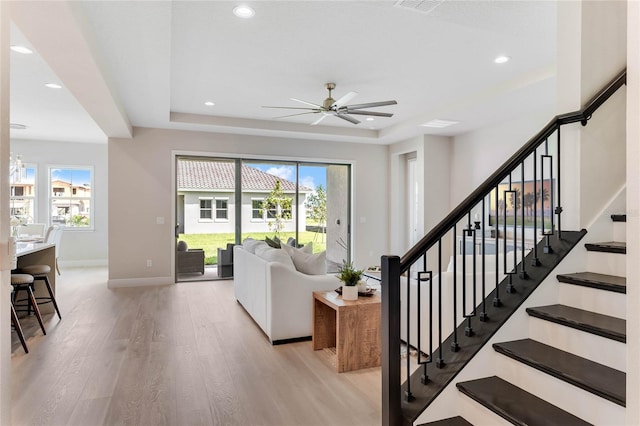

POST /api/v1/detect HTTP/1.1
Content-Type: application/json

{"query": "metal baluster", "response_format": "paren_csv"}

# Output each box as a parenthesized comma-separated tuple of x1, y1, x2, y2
(451, 225, 459, 352)
(480, 197, 488, 321)
(405, 264, 413, 401)
(418, 268, 433, 385)
(541, 152, 554, 254)
(504, 177, 516, 294)
(519, 162, 527, 279)
(493, 186, 502, 307)
(436, 239, 445, 368)
(466, 211, 477, 336)
(556, 129, 563, 240)
(531, 147, 541, 266)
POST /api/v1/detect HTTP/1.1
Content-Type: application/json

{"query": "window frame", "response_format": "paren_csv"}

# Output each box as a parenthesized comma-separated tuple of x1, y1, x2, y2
(48, 165, 94, 230)
(10, 163, 37, 223)
(214, 197, 229, 222)
(199, 197, 213, 222)
(251, 198, 265, 222)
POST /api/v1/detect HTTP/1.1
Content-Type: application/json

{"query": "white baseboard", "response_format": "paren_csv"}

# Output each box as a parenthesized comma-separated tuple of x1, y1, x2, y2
(107, 276, 174, 288)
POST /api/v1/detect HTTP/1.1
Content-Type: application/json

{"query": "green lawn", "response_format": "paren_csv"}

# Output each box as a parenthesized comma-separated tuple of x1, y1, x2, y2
(178, 231, 327, 265)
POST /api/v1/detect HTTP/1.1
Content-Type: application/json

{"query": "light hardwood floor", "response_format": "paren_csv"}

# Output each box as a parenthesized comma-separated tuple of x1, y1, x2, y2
(11, 267, 381, 425)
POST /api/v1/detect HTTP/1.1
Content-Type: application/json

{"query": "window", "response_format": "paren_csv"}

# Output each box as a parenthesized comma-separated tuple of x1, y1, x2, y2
(200, 198, 212, 220)
(49, 167, 93, 228)
(251, 199, 264, 220)
(10, 164, 36, 223)
(215, 198, 228, 220)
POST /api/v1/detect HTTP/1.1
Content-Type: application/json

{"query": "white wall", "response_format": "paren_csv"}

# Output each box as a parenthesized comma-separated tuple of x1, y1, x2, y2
(108, 127, 388, 285)
(449, 112, 551, 209)
(10, 139, 108, 266)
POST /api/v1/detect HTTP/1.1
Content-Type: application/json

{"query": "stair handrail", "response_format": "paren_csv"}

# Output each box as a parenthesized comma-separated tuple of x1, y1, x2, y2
(400, 68, 627, 271)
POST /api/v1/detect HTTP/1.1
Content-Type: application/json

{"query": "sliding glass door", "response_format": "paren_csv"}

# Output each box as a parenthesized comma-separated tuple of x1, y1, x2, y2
(175, 156, 351, 282)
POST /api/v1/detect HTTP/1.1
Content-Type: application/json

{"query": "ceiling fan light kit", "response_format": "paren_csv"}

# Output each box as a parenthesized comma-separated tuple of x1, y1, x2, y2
(263, 82, 397, 125)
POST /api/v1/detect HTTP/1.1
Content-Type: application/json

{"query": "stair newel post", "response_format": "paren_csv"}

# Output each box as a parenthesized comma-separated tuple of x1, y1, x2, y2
(555, 128, 563, 240)
(531, 146, 541, 266)
(519, 161, 528, 279)
(480, 197, 488, 321)
(381, 255, 402, 426)
(452, 225, 460, 352)
(493, 185, 502, 307)
(436, 239, 446, 368)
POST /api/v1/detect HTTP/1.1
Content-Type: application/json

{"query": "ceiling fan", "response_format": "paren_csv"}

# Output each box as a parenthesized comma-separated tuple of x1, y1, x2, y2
(263, 83, 397, 125)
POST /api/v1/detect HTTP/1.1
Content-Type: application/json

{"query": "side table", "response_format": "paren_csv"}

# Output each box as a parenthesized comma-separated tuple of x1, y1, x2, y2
(312, 290, 381, 373)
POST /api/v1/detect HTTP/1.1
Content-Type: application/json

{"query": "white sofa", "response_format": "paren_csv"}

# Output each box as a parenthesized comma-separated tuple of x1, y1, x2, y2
(233, 244, 341, 344)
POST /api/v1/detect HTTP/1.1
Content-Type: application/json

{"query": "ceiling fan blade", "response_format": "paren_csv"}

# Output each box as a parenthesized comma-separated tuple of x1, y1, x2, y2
(290, 98, 324, 108)
(335, 113, 360, 125)
(342, 110, 394, 117)
(332, 91, 358, 108)
(263, 106, 317, 110)
(310, 114, 328, 126)
(343, 100, 397, 110)
(273, 111, 319, 119)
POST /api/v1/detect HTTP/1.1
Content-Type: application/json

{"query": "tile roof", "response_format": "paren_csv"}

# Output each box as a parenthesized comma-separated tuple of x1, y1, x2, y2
(177, 159, 311, 192)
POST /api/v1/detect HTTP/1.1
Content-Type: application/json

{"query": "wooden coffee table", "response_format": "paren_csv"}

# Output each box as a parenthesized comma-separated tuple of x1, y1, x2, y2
(312, 290, 381, 373)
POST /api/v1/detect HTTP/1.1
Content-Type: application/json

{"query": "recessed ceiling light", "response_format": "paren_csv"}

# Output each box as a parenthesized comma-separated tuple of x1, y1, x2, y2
(10, 45, 33, 54)
(233, 5, 255, 18)
(10, 123, 27, 130)
(494, 55, 510, 64)
(45, 83, 62, 89)
(420, 119, 459, 128)
(204, 101, 215, 106)
(366, 117, 374, 122)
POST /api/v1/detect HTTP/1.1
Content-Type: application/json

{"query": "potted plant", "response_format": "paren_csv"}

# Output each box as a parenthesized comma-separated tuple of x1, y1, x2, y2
(337, 260, 363, 300)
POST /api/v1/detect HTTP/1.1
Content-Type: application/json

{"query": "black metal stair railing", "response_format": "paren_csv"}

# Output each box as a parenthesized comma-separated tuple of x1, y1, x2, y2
(381, 69, 627, 426)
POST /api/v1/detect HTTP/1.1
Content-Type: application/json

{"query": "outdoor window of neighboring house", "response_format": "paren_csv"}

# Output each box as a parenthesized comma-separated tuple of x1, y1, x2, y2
(49, 167, 93, 229)
(200, 198, 213, 220)
(215, 198, 228, 221)
(251, 199, 264, 221)
(10, 164, 37, 223)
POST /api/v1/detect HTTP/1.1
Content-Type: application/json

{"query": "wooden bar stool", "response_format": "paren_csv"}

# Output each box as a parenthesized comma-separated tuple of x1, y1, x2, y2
(11, 302, 28, 353)
(17, 264, 61, 320)
(11, 273, 46, 336)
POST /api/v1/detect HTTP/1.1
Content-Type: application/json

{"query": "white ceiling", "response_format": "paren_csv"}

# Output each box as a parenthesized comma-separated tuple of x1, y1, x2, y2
(8, 0, 557, 145)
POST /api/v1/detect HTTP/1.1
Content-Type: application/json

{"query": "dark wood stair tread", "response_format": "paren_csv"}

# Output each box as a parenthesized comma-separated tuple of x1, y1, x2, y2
(584, 241, 626, 254)
(526, 304, 626, 342)
(493, 339, 626, 406)
(456, 376, 591, 426)
(611, 214, 626, 222)
(557, 272, 626, 293)
(420, 416, 473, 426)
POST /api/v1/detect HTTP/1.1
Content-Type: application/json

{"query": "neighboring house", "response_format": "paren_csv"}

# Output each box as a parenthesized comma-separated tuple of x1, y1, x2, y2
(176, 159, 311, 235)
(50, 179, 92, 224)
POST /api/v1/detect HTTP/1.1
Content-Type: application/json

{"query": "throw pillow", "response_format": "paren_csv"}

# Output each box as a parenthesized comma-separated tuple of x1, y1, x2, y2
(255, 246, 295, 269)
(281, 242, 313, 258)
(286, 249, 326, 275)
(177, 240, 188, 251)
(244, 239, 267, 254)
(265, 236, 281, 248)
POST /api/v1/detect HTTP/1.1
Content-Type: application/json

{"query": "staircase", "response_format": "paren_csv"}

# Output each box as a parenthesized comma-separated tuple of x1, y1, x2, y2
(424, 214, 627, 425)
(381, 69, 628, 426)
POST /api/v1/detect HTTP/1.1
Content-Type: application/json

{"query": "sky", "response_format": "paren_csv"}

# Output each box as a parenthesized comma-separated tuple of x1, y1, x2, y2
(250, 163, 327, 190)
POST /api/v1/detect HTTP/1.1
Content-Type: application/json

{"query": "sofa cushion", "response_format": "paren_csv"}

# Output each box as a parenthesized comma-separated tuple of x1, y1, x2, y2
(283, 246, 326, 275)
(255, 245, 295, 269)
(243, 238, 268, 254)
(281, 242, 313, 257)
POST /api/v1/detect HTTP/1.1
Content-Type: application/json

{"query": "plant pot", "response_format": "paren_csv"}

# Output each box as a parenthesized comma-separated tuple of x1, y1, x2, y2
(342, 285, 358, 300)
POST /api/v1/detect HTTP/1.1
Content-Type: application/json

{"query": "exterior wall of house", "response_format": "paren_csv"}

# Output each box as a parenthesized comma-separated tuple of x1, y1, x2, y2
(178, 189, 307, 235)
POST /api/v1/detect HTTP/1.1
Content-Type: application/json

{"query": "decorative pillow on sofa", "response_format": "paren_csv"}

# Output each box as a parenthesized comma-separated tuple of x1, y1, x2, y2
(243, 238, 268, 254)
(177, 240, 188, 251)
(255, 245, 295, 269)
(265, 236, 281, 248)
(282, 244, 326, 275)
(281, 242, 313, 256)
